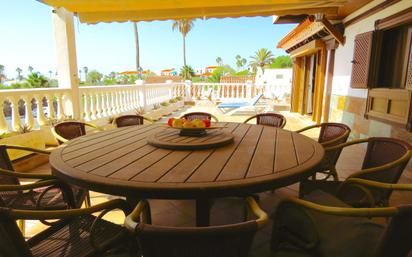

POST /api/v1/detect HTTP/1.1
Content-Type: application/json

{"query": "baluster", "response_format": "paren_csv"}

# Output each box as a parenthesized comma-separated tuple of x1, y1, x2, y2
(89, 94, 96, 120)
(34, 96, 47, 126)
(23, 96, 35, 129)
(100, 92, 107, 117)
(0, 99, 9, 133)
(46, 95, 56, 121)
(9, 97, 21, 131)
(105, 92, 112, 116)
(83, 94, 91, 121)
(95, 92, 103, 118)
(56, 94, 65, 120)
(113, 92, 119, 113)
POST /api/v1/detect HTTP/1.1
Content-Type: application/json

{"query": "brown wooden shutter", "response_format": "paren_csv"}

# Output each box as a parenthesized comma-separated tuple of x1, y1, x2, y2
(406, 37, 412, 90)
(350, 31, 374, 88)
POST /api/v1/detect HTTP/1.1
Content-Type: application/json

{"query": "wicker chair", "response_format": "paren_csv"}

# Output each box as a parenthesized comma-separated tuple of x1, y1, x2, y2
(114, 115, 152, 128)
(125, 197, 268, 257)
(180, 112, 219, 122)
(52, 121, 102, 144)
(0, 144, 89, 233)
(243, 113, 287, 128)
(0, 199, 137, 257)
(300, 137, 412, 207)
(272, 179, 412, 257)
(296, 123, 351, 180)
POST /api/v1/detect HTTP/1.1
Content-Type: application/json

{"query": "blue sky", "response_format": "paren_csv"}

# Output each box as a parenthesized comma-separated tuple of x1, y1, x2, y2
(1, 0, 296, 77)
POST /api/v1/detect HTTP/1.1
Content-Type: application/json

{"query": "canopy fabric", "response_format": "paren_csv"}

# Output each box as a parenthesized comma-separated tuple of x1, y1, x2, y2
(39, 0, 347, 24)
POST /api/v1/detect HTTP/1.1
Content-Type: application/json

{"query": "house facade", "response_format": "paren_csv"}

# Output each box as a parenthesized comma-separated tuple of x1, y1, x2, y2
(277, 0, 412, 142)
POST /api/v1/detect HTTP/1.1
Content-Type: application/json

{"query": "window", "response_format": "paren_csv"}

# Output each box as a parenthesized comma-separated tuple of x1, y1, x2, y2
(349, 7, 412, 128)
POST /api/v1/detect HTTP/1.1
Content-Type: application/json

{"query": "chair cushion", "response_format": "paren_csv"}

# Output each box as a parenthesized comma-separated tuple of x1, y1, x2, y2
(272, 190, 384, 257)
(28, 214, 129, 257)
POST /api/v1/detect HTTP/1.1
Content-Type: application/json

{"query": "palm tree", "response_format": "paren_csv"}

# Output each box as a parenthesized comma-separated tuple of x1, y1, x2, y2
(172, 19, 195, 66)
(0, 65, 5, 84)
(235, 55, 247, 71)
(216, 57, 223, 66)
(249, 48, 275, 73)
(16, 67, 22, 81)
(179, 65, 195, 80)
(132, 22, 141, 78)
(48, 70, 53, 79)
(83, 66, 89, 82)
(28, 66, 34, 74)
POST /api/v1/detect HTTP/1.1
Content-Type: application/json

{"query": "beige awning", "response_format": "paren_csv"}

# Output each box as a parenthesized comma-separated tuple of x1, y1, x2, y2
(38, 0, 347, 24)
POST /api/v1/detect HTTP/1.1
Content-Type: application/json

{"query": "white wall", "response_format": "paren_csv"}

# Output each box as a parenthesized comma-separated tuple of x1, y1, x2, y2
(255, 68, 292, 85)
(331, 0, 412, 98)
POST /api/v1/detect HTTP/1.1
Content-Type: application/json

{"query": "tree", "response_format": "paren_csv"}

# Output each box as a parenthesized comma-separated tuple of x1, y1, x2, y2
(86, 70, 103, 84)
(16, 67, 23, 81)
(249, 48, 275, 73)
(208, 65, 236, 83)
(83, 66, 89, 81)
(172, 19, 195, 66)
(132, 22, 142, 78)
(0, 65, 5, 84)
(28, 66, 34, 73)
(48, 70, 53, 79)
(270, 55, 293, 68)
(27, 72, 50, 88)
(216, 57, 223, 66)
(179, 65, 195, 80)
(235, 55, 247, 71)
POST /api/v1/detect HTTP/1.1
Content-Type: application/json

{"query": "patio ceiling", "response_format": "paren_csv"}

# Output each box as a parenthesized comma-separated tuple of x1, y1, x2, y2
(38, 0, 347, 23)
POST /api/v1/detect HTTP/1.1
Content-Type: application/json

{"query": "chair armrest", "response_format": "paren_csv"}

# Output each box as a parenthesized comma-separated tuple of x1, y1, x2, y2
(85, 122, 103, 131)
(343, 178, 412, 191)
(8, 198, 131, 220)
(4, 145, 51, 155)
(281, 197, 398, 218)
(245, 196, 268, 228)
(51, 127, 69, 143)
(143, 117, 155, 123)
(0, 179, 60, 192)
(124, 199, 148, 232)
(243, 115, 257, 124)
(347, 150, 412, 179)
(295, 124, 321, 133)
(324, 138, 369, 152)
(0, 168, 55, 180)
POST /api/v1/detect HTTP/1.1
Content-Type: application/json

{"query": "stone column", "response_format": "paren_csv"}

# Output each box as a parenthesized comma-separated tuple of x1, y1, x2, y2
(52, 8, 80, 119)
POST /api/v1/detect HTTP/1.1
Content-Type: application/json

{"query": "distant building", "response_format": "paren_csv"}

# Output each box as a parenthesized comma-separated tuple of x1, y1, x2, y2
(255, 68, 292, 86)
(160, 68, 178, 76)
(205, 66, 218, 74)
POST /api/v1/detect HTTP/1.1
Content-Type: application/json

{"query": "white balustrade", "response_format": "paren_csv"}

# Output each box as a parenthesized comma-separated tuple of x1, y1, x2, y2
(0, 81, 291, 134)
(0, 88, 72, 133)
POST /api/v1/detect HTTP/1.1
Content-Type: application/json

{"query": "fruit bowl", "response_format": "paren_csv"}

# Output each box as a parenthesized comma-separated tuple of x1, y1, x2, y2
(166, 118, 218, 137)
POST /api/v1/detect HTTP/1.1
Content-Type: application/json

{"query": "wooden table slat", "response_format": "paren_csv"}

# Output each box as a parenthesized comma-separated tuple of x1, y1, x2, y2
(273, 129, 298, 172)
(108, 148, 172, 180)
(246, 126, 278, 178)
(62, 125, 157, 161)
(187, 124, 249, 183)
(217, 125, 263, 181)
(131, 151, 192, 182)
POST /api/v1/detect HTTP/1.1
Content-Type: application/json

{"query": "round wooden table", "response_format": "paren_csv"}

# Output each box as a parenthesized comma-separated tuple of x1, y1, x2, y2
(50, 122, 324, 225)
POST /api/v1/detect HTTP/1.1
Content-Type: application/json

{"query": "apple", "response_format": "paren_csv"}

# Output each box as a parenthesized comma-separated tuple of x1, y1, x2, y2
(203, 119, 211, 128)
(167, 118, 175, 127)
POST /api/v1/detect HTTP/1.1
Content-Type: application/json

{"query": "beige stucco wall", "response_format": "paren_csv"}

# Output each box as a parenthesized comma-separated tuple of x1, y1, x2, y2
(329, 0, 412, 143)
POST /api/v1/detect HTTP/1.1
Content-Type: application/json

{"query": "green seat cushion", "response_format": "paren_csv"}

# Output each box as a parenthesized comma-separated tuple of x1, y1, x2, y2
(272, 190, 384, 257)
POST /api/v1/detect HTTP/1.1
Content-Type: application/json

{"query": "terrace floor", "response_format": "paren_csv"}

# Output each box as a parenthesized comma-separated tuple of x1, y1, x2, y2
(21, 101, 412, 256)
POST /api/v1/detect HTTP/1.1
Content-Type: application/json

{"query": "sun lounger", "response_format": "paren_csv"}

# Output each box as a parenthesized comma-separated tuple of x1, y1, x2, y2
(217, 93, 263, 115)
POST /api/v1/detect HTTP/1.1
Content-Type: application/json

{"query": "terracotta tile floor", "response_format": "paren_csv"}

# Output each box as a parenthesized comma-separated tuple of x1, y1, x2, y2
(21, 102, 412, 256)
